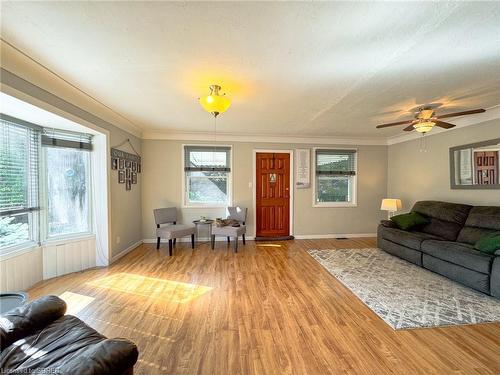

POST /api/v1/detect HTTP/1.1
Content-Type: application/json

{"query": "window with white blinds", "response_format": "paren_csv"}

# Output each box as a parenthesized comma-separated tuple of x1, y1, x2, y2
(0, 117, 40, 249)
(183, 145, 232, 207)
(314, 149, 357, 206)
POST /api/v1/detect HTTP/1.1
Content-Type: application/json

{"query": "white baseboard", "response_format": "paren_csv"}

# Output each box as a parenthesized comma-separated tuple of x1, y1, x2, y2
(111, 240, 143, 263)
(143, 233, 375, 244)
(143, 237, 255, 244)
(293, 233, 376, 239)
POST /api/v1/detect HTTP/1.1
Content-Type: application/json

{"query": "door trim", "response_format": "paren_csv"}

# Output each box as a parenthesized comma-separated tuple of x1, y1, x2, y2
(252, 149, 294, 238)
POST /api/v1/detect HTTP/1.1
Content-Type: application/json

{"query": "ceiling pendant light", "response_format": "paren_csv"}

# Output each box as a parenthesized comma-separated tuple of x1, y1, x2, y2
(199, 85, 231, 117)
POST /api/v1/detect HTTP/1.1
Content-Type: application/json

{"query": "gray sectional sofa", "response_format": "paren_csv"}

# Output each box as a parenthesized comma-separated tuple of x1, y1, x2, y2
(377, 201, 500, 298)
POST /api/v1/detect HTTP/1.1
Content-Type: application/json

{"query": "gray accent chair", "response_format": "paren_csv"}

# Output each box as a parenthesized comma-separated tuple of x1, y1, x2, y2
(377, 201, 500, 298)
(211, 207, 247, 252)
(154, 207, 195, 256)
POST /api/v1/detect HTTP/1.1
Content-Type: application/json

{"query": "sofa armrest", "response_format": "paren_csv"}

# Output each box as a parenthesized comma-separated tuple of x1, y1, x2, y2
(380, 220, 397, 228)
(59, 338, 139, 375)
(0, 295, 66, 350)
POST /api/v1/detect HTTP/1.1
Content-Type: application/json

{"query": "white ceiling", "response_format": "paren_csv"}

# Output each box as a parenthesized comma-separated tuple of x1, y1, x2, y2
(1, 1, 500, 139)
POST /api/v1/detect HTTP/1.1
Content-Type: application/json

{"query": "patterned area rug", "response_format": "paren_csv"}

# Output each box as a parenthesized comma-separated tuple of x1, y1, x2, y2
(308, 248, 500, 330)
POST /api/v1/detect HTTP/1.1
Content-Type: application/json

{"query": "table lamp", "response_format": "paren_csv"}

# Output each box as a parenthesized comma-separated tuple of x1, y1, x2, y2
(381, 198, 402, 219)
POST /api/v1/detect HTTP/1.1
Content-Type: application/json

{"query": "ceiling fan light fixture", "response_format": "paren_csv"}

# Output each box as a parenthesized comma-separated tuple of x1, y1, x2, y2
(413, 121, 435, 133)
(199, 84, 231, 117)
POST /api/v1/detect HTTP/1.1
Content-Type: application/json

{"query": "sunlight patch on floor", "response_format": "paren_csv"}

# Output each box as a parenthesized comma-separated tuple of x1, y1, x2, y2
(85, 316, 176, 342)
(59, 291, 95, 315)
(86, 273, 212, 303)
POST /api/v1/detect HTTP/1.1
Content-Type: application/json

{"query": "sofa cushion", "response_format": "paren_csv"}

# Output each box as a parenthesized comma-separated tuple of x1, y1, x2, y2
(463, 206, 500, 231)
(421, 240, 494, 274)
(378, 226, 442, 250)
(422, 255, 490, 294)
(0, 315, 138, 375)
(378, 237, 423, 266)
(419, 218, 466, 241)
(457, 206, 500, 244)
(412, 200, 473, 225)
(456, 226, 498, 245)
(412, 201, 473, 241)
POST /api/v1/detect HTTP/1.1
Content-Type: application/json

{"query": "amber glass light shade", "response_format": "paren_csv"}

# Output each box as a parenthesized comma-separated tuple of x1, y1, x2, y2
(199, 85, 231, 117)
(413, 121, 435, 133)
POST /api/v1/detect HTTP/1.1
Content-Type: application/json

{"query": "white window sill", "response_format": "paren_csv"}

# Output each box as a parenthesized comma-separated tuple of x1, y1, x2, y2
(41, 233, 95, 247)
(313, 202, 358, 208)
(0, 241, 39, 261)
(183, 204, 232, 209)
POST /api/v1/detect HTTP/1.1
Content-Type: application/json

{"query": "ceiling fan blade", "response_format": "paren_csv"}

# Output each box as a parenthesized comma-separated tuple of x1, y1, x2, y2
(437, 108, 485, 119)
(434, 120, 456, 129)
(403, 124, 415, 131)
(376, 120, 414, 128)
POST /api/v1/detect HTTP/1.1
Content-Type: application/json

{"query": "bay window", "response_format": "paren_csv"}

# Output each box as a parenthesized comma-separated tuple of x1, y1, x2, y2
(0, 115, 93, 254)
(314, 149, 357, 207)
(184, 145, 232, 207)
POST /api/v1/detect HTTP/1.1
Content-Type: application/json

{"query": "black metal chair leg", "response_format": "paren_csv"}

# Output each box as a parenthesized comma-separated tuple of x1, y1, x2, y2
(173, 238, 176, 246)
(191, 234, 195, 249)
(242, 234, 246, 245)
(168, 239, 173, 256)
(227, 236, 230, 243)
(156, 237, 161, 249)
(211, 235, 216, 250)
(234, 236, 238, 253)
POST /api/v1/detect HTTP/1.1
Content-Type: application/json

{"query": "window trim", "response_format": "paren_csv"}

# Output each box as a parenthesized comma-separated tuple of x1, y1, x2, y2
(40, 143, 93, 241)
(312, 147, 358, 208)
(181, 144, 233, 208)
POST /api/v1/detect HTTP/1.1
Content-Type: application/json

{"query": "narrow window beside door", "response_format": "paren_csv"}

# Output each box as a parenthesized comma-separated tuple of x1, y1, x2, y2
(313, 149, 357, 207)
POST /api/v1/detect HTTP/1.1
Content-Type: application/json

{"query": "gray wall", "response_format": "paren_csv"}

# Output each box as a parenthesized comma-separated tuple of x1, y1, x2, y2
(388, 119, 500, 211)
(107, 128, 142, 256)
(141, 140, 388, 239)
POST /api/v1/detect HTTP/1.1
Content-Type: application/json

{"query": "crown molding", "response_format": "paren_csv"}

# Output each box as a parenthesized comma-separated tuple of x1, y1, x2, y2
(386, 105, 500, 146)
(0, 39, 143, 138)
(0, 68, 143, 138)
(142, 130, 388, 146)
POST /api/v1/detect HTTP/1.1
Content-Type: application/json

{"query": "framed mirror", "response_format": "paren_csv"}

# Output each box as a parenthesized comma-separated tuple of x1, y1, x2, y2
(450, 138, 500, 189)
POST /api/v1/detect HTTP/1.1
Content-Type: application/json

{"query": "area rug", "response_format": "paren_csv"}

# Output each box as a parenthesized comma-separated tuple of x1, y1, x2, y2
(308, 248, 500, 330)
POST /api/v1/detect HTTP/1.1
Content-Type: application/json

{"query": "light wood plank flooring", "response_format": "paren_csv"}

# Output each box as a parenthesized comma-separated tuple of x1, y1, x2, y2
(28, 239, 500, 374)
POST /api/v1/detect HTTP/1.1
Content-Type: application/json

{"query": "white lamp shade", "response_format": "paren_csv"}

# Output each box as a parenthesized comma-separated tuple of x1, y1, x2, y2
(380, 198, 402, 212)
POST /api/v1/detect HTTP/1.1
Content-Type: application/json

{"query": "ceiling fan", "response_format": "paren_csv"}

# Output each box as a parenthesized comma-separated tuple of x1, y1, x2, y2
(376, 107, 486, 134)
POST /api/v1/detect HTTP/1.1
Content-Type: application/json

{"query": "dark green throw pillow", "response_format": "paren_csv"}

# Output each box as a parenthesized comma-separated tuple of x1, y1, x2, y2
(475, 232, 500, 255)
(390, 212, 429, 231)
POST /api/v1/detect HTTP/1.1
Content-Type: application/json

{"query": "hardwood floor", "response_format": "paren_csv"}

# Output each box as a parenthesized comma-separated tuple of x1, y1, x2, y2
(28, 238, 500, 374)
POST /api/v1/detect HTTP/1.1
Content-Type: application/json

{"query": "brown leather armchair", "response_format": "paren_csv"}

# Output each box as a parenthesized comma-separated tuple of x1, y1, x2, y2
(0, 295, 138, 374)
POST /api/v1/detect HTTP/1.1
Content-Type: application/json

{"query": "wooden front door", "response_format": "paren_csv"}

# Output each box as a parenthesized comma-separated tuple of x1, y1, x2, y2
(475, 151, 498, 185)
(256, 152, 290, 237)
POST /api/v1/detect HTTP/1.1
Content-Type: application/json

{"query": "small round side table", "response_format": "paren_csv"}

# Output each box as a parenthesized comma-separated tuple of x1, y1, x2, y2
(192, 219, 214, 244)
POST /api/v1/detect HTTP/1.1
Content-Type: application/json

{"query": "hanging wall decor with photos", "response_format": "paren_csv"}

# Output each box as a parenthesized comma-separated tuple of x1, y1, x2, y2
(111, 139, 141, 191)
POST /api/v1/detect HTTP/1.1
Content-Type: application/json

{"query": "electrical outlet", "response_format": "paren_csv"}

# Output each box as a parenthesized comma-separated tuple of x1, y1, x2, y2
(116, 236, 121, 244)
